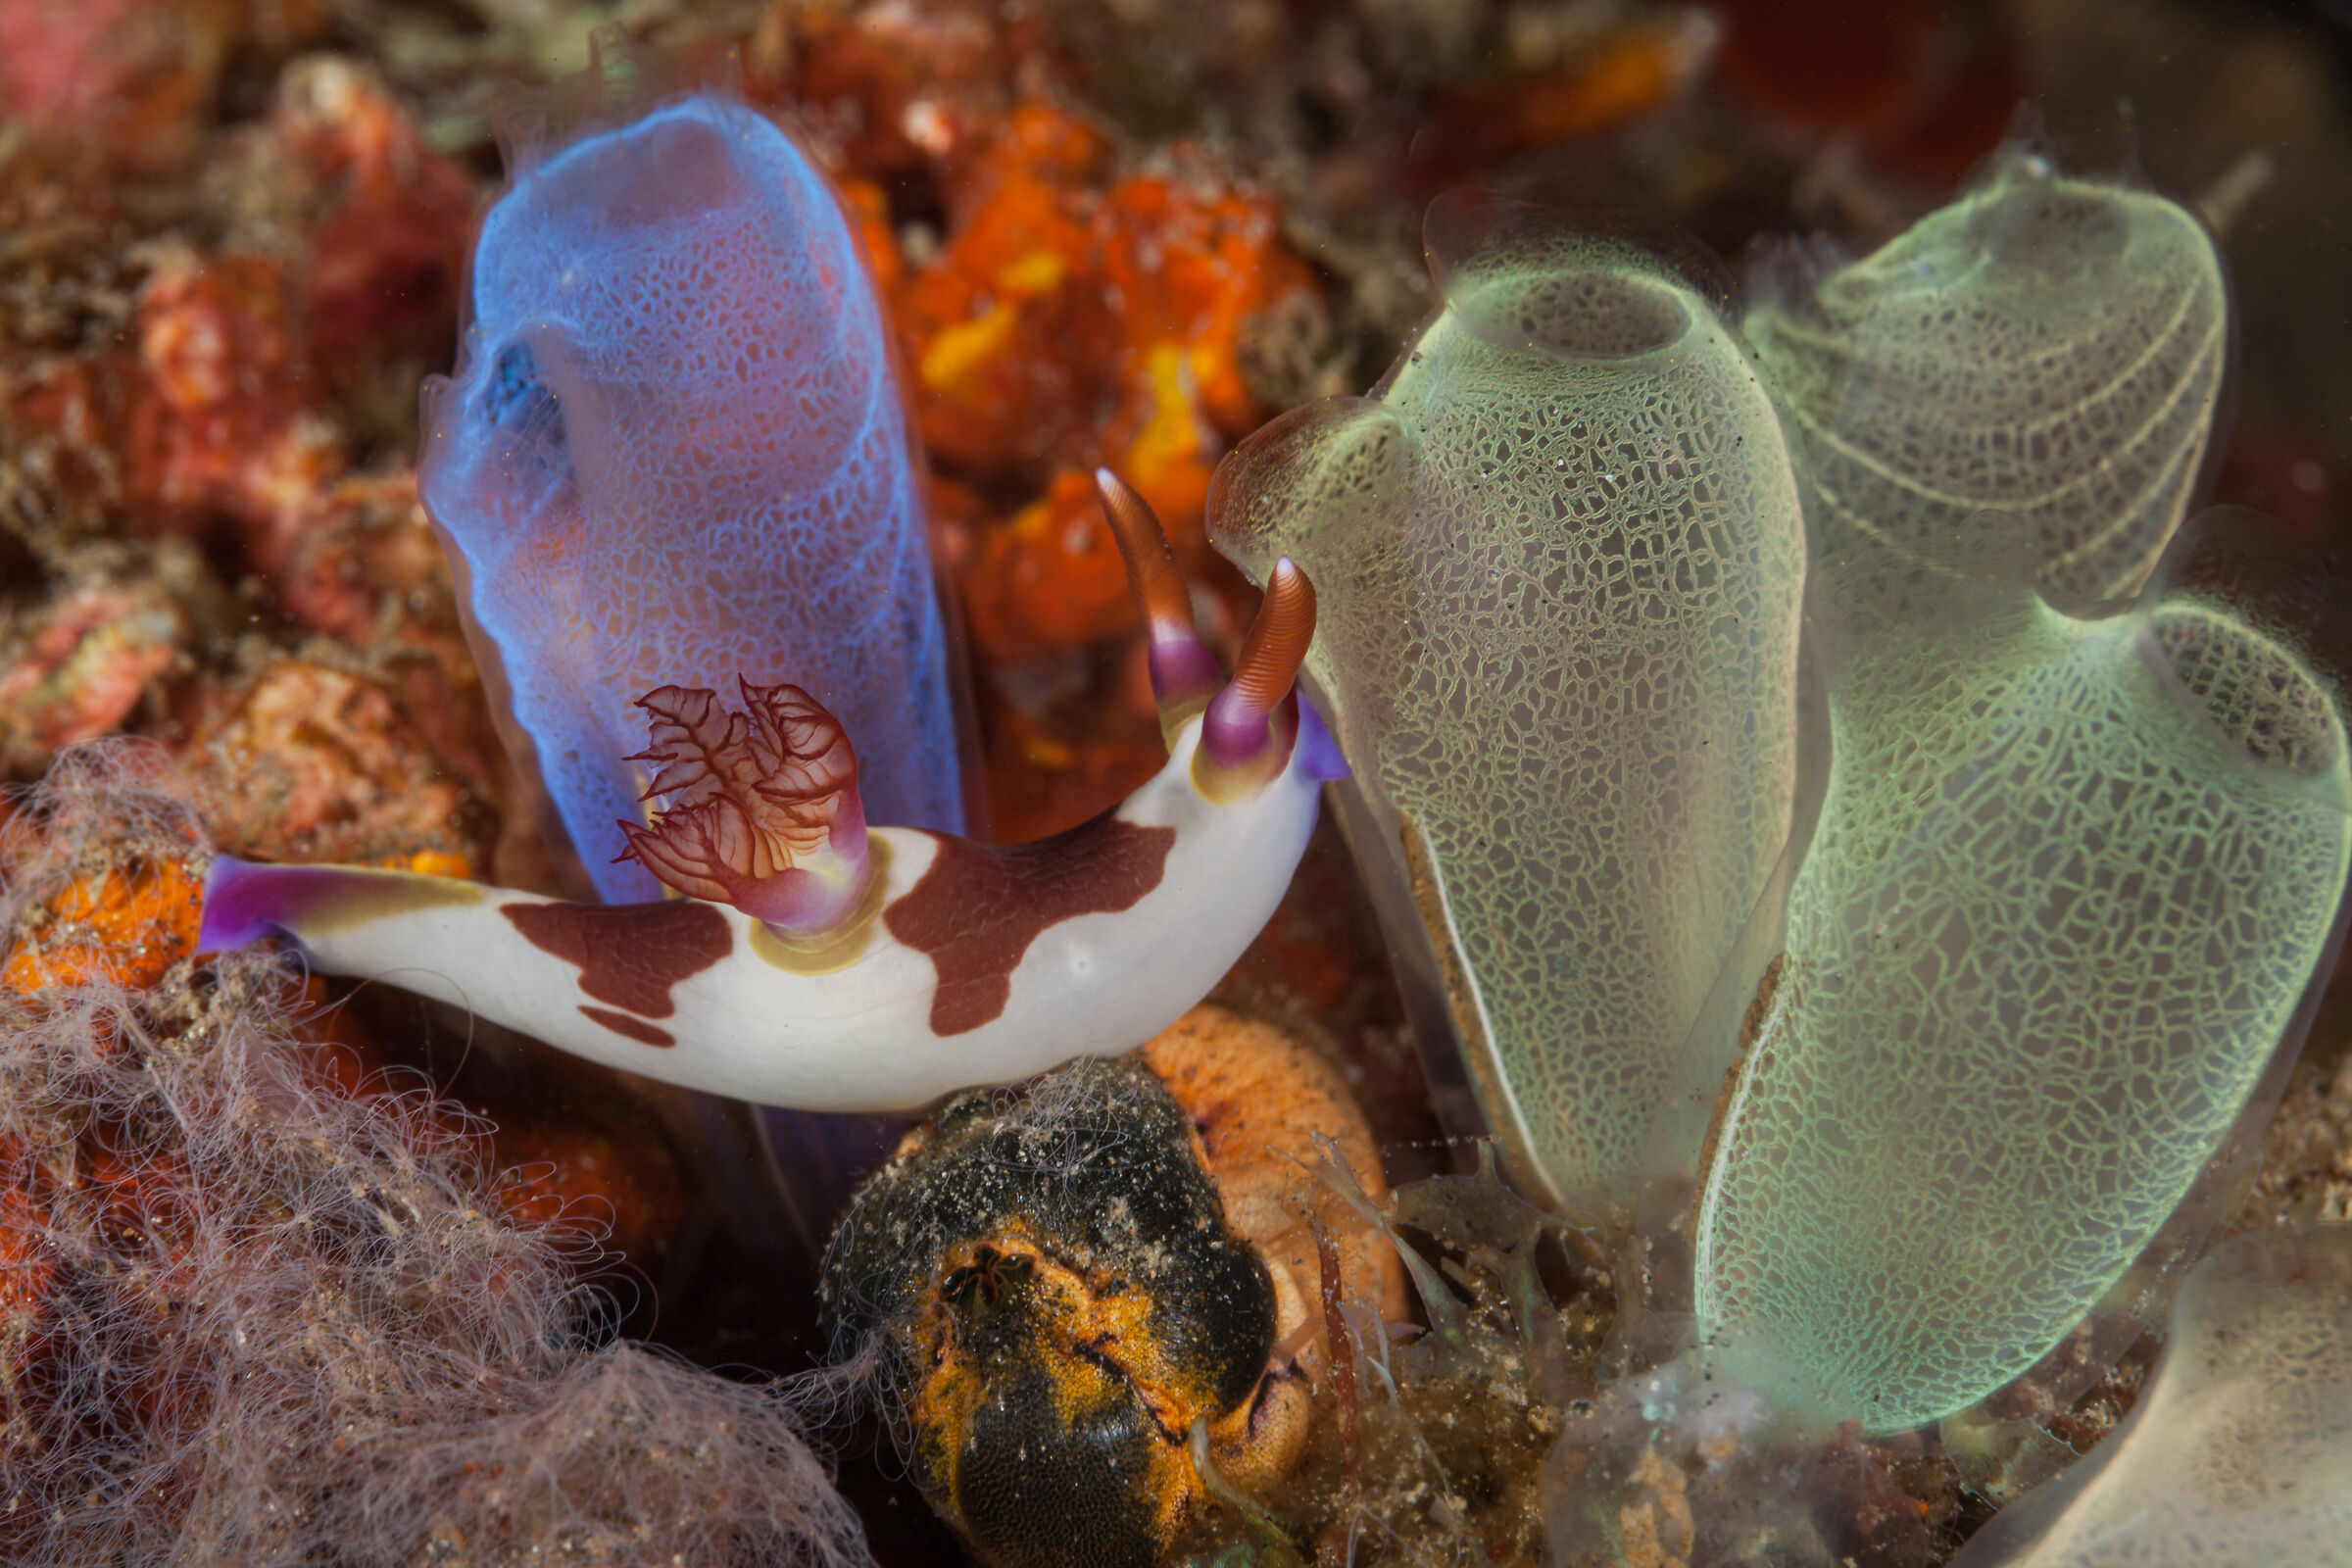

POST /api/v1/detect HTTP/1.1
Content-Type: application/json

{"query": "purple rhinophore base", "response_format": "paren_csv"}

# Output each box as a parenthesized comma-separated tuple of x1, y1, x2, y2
(1201, 687, 1267, 770)
(1201, 689, 1350, 780)
(1148, 636, 1225, 708)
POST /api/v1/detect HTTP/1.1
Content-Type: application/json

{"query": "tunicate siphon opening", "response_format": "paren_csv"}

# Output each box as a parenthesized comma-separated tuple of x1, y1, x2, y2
(1964, 176, 2132, 281)
(1745, 154, 2225, 607)
(2147, 604, 2342, 776)
(1422, 188, 1698, 362)
(1448, 266, 1690, 361)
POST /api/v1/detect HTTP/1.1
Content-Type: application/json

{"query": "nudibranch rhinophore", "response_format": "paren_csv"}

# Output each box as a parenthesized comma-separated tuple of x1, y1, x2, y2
(196, 477, 1343, 1114)
(419, 89, 964, 902)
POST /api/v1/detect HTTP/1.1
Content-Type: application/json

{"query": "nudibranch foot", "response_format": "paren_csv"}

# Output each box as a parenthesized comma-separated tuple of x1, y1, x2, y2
(197, 478, 1341, 1117)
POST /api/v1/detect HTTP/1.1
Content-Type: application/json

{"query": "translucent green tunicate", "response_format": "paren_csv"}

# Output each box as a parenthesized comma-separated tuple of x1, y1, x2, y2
(1210, 198, 1807, 1211)
(1747, 150, 2227, 606)
(1692, 539, 2352, 1431)
(1947, 1225, 2352, 1568)
(1697, 157, 2339, 1432)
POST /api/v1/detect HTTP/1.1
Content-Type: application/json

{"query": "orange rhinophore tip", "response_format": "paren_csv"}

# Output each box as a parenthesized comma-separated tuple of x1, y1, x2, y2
(1094, 468, 1195, 641)
(1222, 560, 1316, 713)
(1096, 468, 1223, 741)
(1200, 558, 1317, 774)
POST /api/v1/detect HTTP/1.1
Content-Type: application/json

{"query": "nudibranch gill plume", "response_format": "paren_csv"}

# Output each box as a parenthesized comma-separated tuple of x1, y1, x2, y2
(197, 478, 1344, 1114)
(418, 89, 964, 901)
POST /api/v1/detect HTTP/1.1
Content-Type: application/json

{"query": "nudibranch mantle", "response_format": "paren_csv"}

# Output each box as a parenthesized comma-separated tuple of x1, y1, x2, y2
(200, 710, 1332, 1112)
(199, 483, 1341, 1116)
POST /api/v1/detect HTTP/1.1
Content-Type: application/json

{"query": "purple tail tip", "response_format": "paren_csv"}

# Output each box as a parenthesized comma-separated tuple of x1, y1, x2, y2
(196, 855, 286, 954)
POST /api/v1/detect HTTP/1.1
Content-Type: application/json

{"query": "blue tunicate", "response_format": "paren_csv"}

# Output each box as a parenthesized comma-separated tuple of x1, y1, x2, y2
(420, 91, 961, 899)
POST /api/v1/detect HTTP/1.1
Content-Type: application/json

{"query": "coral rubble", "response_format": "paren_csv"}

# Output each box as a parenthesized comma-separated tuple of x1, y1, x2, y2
(0, 746, 869, 1567)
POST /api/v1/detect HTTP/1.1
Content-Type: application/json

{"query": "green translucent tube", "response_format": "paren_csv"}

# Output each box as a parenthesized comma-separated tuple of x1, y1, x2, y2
(1747, 148, 2228, 606)
(1947, 1226, 2352, 1567)
(1695, 157, 2344, 1434)
(1694, 547, 2352, 1430)
(1210, 198, 1807, 1211)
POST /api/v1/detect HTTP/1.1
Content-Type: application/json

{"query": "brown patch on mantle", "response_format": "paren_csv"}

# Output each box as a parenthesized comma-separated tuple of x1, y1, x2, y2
(501, 899, 733, 1020)
(883, 814, 1176, 1035)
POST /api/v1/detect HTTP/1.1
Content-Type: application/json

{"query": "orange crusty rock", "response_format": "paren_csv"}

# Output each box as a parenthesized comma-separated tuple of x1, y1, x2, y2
(1140, 1004, 1411, 1338)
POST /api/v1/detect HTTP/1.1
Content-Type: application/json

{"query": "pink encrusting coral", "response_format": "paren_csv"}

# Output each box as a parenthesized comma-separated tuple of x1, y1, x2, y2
(0, 743, 873, 1568)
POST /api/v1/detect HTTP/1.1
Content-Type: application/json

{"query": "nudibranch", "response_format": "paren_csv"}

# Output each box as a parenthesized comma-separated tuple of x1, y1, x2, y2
(1208, 193, 1807, 1215)
(197, 478, 1344, 1114)
(419, 90, 964, 902)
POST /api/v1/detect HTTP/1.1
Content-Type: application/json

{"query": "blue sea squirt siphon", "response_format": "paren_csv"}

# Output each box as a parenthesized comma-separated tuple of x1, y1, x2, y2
(417, 89, 965, 898)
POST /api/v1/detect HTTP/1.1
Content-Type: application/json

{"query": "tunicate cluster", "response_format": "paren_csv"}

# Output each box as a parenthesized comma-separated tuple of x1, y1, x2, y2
(1947, 1224, 2352, 1568)
(1209, 195, 1807, 1212)
(1692, 545, 2352, 1430)
(1692, 154, 2350, 1431)
(1209, 149, 2352, 1445)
